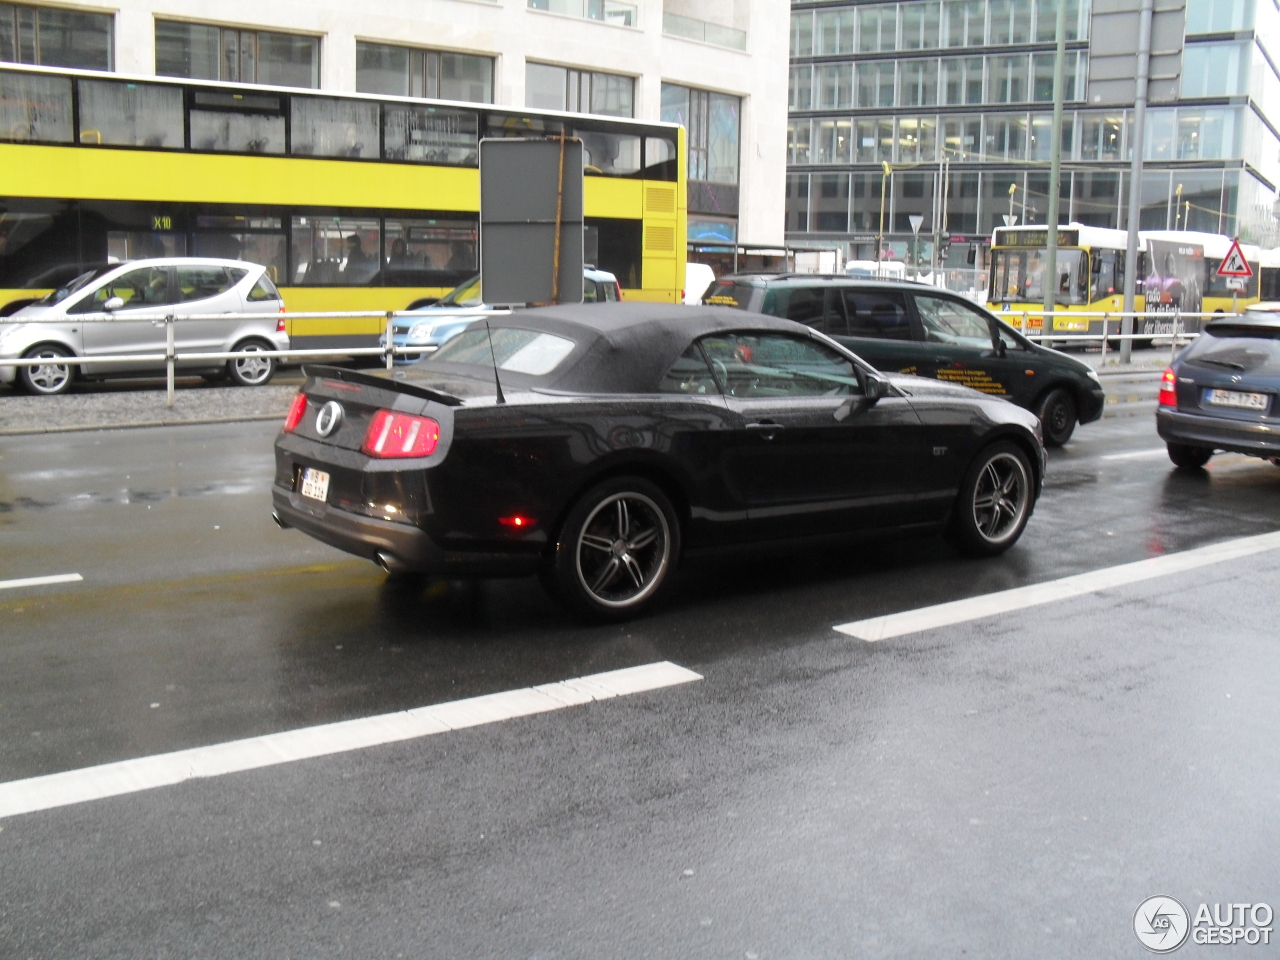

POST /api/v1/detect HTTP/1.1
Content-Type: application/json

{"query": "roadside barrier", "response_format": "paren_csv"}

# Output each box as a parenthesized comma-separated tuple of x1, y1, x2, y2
(0, 309, 511, 407)
(1, 306, 1238, 409)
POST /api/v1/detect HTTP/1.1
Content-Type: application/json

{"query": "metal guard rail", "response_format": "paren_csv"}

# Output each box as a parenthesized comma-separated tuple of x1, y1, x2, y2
(1, 309, 512, 408)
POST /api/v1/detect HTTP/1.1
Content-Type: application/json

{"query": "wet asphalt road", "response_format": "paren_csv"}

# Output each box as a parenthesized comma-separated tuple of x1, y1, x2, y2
(2, 388, 1278, 959)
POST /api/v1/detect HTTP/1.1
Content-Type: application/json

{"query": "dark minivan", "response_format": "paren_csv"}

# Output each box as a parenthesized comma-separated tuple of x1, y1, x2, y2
(705, 274, 1104, 445)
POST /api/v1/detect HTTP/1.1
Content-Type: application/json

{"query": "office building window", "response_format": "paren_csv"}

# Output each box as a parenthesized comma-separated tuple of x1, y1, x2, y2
(990, 55, 1030, 103)
(356, 42, 494, 103)
(1185, 0, 1254, 33)
(662, 83, 740, 184)
(942, 56, 984, 104)
(857, 4, 898, 52)
(786, 173, 809, 232)
(944, 0, 986, 47)
(0, 2, 112, 70)
(899, 60, 939, 106)
(817, 63, 855, 109)
(1181, 41, 1250, 97)
(856, 61, 896, 108)
(155, 21, 319, 89)
(789, 65, 812, 110)
(526, 62, 633, 117)
(787, 120, 811, 164)
(901, 1, 943, 48)
(790, 11, 813, 57)
(816, 8, 856, 54)
(989, 0, 1032, 44)
(815, 119, 852, 163)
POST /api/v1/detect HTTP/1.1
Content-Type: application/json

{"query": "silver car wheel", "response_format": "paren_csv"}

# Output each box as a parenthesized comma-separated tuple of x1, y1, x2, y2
(574, 492, 671, 609)
(231, 343, 273, 386)
(24, 347, 73, 394)
(971, 452, 1030, 544)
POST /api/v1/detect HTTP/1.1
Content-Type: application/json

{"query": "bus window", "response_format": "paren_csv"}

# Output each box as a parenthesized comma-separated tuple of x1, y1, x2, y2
(383, 106, 478, 165)
(78, 80, 184, 150)
(990, 247, 1086, 304)
(0, 72, 73, 143)
(1091, 249, 1119, 300)
(580, 130, 641, 177)
(291, 217, 380, 284)
(291, 97, 379, 159)
(381, 218, 477, 286)
(191, 232, 286, 283)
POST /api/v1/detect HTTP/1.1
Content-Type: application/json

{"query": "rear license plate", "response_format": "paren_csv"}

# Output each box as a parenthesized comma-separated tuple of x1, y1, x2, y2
(300, 467, 330, 502)
(1205, 389, 1269, 411)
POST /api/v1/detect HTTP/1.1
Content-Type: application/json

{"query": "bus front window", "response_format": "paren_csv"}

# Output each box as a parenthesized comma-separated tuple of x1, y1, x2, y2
(991, 247, 1086, 305)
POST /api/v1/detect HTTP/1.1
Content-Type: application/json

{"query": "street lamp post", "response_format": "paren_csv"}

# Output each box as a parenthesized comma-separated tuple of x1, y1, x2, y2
(1043, 0, 1069, 329)
(875, 161, 892, 276)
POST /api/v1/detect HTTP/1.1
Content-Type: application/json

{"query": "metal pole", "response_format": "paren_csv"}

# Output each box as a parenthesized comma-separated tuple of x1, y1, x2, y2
(551, 128, 567, 305)
(165, 314, 175, 409)
(876, 161, 891, 275)
(1043, 0, 1069, 332)
(385, 312, 395, 372)
(1121, 0, 1155, 364)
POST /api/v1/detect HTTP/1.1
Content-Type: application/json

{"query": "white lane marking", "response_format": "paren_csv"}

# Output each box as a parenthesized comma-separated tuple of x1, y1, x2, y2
(0, 573, 83, 591)
(1100, 447, 1168, 461)
(0, 661, 701, 820)
(835, 530, 1280, 642)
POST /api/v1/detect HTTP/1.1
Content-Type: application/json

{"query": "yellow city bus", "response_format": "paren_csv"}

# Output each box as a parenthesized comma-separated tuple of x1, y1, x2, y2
(987, 224, 1262, 339)
(0, 64, 686, 350)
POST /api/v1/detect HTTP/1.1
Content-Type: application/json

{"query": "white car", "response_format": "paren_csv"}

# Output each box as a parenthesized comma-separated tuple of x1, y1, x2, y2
(0, 257, 289, 395)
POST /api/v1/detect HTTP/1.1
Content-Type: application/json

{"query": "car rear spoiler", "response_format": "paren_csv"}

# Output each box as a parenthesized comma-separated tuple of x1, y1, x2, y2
(301, 364, 465, 407)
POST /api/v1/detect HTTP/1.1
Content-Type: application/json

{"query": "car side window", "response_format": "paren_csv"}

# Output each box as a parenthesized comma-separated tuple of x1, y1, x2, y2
(602, 281, 619, 302)
(657, 344, 720, 396)
(582, 280, 599, 303)
(698, 332, 860, 398)
(842, 290, 912, 340)
(70, 266, 171, 313)
(246, 275, 281, 302)
(176, 266, 236, 303)
(779, 286, 826, 330)
(914, 294, 995, 347)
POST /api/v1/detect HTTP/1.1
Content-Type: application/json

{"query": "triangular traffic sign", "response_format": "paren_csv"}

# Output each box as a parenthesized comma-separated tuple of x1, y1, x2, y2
(1217, 237, 1253, 277)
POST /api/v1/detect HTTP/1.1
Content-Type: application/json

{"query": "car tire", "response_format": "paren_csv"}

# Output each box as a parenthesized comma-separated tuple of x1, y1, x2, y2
(949, 441, 1034, 557)
(547, 476, 680, 621)
(1167, 442, 1213, 469)
(1035, 387, 1077, 446)
(17, 344, 75, 396)
(226, 339, 276, 387)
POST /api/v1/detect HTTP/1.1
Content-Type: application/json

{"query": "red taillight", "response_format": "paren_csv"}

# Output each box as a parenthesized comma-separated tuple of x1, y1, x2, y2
(1159, 367, 1178, 407)
(498, 515, 536, 528)
(283, 392, 307, 432)
(276, 317, 286, 332)
(362, 410, 440, 458)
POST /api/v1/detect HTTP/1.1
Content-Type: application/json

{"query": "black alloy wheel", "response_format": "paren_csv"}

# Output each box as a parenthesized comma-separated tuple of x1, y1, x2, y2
(1035, 387, 1078, 446)
(548, 476, 679, 620)
(18, 344, 75, 396)
(950, 441, 1034, 557)
(1167, 442, 1213, 469)
(227, 339, 276, 387)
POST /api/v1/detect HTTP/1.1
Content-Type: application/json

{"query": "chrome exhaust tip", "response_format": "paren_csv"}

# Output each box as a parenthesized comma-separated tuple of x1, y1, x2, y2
(375, 551, 407, 574)
(272, 511, 289, 529)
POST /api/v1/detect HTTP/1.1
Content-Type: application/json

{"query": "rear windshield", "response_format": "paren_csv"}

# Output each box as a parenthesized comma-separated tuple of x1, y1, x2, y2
(1203, 324, 1280, 340)
(702, 281, 756, 309)
(430, 327, 576, 376)
(438, 275, 483, 307)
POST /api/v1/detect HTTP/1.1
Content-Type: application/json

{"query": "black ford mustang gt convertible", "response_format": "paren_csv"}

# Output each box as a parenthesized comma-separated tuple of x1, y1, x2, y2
(273, 303, 1046, 619)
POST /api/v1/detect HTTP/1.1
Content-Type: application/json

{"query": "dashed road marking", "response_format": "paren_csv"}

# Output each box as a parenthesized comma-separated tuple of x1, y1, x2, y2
(834, 530, 1280, 641)
(0, 661, 702, 820)
(0, 573, 83, 591)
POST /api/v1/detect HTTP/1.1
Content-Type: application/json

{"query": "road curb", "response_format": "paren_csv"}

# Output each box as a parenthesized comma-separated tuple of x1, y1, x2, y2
(0, 412, 285, 437)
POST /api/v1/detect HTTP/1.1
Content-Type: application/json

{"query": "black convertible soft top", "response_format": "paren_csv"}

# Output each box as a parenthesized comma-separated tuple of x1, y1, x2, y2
(405, 302, 811, 395)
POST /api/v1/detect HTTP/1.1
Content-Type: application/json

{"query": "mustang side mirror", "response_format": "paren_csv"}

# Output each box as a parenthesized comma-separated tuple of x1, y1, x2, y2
(863, 371, 887, 404)
(103, 296, 125, 312)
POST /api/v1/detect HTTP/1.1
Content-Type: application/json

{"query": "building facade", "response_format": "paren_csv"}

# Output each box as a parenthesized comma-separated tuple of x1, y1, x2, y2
(0, 0, 789, 249)
(786, 0, 1280, 269)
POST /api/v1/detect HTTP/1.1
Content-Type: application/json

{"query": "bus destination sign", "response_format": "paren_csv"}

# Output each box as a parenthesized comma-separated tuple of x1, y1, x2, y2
(994, 229, 1079, 248)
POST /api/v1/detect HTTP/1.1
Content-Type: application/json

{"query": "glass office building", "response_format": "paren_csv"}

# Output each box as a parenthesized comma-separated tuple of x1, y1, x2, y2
(787, 0, 1280, 266)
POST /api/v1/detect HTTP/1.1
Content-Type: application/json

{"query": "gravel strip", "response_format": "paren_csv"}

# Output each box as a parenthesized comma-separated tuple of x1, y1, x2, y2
(0, 384, 296, 436)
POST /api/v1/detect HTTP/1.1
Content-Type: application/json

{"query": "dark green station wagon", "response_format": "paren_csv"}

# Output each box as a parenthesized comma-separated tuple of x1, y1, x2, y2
(705, 274, 1105, 445)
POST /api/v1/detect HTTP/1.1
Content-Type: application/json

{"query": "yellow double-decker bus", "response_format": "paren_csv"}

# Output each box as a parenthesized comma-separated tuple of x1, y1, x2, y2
(0, 64, 685, 350)
(988, 224, 1263, 340)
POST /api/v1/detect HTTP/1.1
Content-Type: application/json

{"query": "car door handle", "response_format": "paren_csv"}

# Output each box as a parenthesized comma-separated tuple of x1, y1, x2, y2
(746, 420, 783, 440)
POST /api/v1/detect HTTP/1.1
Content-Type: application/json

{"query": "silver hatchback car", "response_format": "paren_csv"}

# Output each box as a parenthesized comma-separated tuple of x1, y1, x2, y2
(0, 257, 289, 395)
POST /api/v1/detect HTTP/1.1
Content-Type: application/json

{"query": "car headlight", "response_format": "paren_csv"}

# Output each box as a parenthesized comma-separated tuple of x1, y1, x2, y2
(407, 321, 438, 340)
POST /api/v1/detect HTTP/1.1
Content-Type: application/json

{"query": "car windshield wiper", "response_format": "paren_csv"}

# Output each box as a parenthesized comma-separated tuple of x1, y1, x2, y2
(1195, 357, 1247, 371)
